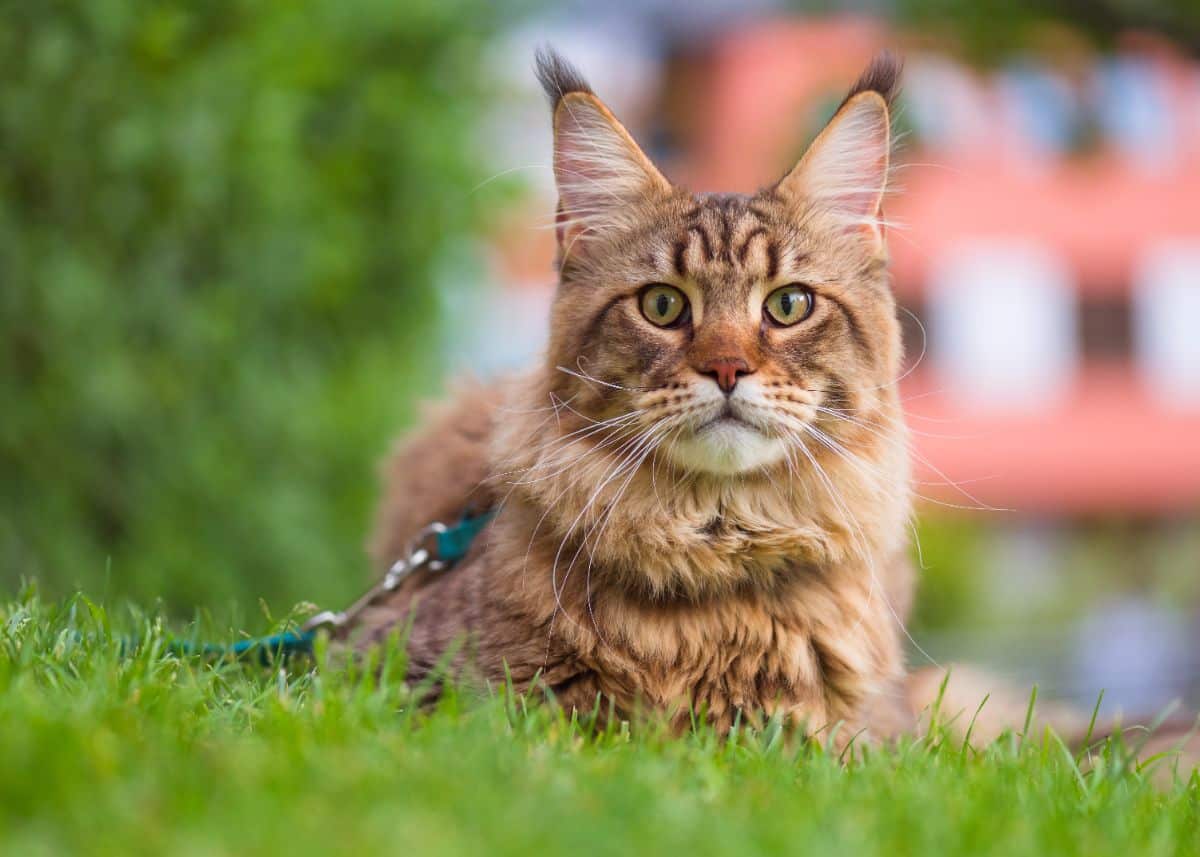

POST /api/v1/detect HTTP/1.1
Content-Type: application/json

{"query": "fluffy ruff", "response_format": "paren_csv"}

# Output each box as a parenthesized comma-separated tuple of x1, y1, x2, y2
(362, 374, 915, 741)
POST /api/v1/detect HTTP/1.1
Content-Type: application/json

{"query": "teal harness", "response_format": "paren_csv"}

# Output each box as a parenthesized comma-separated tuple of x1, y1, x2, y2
(157, 511, 493, 664)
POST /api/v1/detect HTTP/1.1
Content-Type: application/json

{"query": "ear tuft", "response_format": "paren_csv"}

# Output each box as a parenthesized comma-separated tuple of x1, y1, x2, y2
(775, 53, 901, 253)
(838, 50, 902, 111)
(535, 46, 593, 111)
(537, 48, 670, 262)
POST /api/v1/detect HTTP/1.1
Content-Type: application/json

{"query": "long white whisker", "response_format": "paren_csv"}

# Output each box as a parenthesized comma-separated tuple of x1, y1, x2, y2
(557, 360, 662, 394)
(788, 425, 939, 668)
(810, 406, 1009, 512)
(542, 421, 668, 649)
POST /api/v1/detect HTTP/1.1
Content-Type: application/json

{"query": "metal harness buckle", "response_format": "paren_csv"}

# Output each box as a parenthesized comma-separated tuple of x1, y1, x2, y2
(302, 520, 450, 634)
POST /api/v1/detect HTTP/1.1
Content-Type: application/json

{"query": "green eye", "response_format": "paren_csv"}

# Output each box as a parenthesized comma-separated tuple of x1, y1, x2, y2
(764, 284, 814, 326)
(640, 284, 688, 327)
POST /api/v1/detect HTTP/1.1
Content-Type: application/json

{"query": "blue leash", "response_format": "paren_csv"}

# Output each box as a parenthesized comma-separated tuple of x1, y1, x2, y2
(162, 630, 318, 665)
(143, 511, 493, 664)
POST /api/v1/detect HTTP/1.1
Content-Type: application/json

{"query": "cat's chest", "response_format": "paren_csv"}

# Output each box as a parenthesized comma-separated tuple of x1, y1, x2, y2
(598, 502, 847, 598)
(574, 590, 849, 728)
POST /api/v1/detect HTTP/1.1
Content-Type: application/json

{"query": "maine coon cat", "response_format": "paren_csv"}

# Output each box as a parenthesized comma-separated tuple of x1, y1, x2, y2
(358, 48, 919, 741)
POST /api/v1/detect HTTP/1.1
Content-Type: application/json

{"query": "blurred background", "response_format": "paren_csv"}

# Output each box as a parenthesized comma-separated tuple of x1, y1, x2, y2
(2, 0, 1198, 715)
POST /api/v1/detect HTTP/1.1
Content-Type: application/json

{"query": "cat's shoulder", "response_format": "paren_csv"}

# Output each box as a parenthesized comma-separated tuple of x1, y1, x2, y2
(368, 376, 507, 571)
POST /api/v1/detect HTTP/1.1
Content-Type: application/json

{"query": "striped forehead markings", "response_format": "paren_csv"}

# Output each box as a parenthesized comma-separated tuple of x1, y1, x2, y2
(688, 224, 714, 263)
(674, 201, 778, 278)
(735, 226, 766, 264)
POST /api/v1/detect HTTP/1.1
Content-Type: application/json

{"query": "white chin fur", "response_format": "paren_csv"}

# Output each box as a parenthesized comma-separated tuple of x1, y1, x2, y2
(666, 421, 789, 476)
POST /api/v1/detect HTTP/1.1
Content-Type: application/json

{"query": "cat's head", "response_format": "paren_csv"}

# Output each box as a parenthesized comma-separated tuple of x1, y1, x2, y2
(537, 49, 904, 477)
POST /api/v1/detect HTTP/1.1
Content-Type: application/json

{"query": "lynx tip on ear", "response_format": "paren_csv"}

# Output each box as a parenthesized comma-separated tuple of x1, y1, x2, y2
(534, 46, 593, 111)
(838, 51, 903, 111)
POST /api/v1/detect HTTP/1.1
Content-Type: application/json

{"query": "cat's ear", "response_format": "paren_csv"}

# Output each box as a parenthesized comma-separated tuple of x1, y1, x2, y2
(775, 53, 901, 253)
(536, 48, 671, 260)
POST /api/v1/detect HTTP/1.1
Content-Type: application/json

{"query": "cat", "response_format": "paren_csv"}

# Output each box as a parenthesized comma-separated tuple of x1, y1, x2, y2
(354, 48, 913, 743)
(353, 49, 1197, 760)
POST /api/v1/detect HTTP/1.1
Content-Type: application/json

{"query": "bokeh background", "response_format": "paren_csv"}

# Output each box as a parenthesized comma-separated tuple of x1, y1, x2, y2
(3, 1, 1199, 715)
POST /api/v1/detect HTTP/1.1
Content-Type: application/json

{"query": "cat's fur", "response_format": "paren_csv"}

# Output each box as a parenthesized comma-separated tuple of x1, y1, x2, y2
(357, 51, 1200, 766)
(359, 49, 917, 742)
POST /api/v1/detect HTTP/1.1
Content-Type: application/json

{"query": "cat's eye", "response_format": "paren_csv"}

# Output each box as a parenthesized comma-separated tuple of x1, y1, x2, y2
(764, 284, 815, 326)
(640, 284, 688, 327)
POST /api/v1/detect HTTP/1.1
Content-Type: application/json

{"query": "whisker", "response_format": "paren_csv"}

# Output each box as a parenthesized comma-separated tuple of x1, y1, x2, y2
(787, 425, 940, 669)
(493, 390, 579, 417)
(813, 404, 981, 442)
(469, 162, 551, 194)
(555, 361, 663, 394)
(544, 423, 668, 645)
(808, 405, 1010, 512)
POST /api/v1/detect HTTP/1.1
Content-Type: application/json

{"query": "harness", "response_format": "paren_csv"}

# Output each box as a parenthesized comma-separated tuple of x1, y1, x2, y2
(158, 511, 493, 664)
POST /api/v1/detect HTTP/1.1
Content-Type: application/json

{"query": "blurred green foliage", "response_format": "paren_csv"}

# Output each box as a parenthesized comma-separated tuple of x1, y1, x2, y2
(909, 515, 988, 634)
(895, 0, 1200, 64)
(0, 1, 506, 612)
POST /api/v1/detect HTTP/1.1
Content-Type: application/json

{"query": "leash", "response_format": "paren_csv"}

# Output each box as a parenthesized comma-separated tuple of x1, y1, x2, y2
(144, 511, 493, 664)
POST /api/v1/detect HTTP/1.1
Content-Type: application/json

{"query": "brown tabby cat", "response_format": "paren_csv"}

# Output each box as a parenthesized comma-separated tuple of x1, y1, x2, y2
(351, 50, 1200, 768)
(357, 48, 916, 743)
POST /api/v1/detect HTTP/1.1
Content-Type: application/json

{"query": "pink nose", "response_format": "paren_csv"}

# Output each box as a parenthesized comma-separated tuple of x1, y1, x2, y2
(699, 358, 751, 394)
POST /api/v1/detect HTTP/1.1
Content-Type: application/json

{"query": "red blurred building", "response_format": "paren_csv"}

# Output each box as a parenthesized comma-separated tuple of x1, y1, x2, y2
(681, 18, 1200, 516)
(484, 17, 1200, 517)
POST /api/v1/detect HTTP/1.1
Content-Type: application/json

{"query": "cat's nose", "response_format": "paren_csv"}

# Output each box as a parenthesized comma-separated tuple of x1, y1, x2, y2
(698, 357, 752, 394)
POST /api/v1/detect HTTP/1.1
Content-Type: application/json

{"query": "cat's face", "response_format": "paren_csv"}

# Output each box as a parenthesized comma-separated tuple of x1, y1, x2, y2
(538, 51, 903, 477)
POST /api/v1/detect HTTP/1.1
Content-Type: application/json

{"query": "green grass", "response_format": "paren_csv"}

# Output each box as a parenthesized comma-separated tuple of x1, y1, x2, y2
(2, 588, 1198, 856)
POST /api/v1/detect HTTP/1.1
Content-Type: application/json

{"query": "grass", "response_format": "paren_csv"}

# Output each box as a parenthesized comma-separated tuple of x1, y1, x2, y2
(2, 587, 1198, 856)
